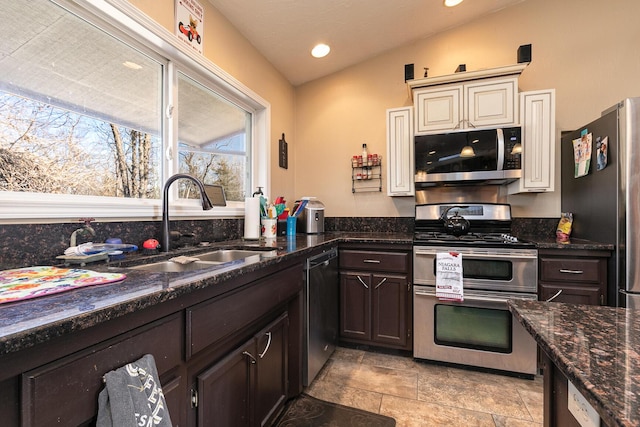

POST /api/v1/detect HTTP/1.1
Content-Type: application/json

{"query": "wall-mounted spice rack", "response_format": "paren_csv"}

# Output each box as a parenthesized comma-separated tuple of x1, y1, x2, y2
(351, 155, 382, 193)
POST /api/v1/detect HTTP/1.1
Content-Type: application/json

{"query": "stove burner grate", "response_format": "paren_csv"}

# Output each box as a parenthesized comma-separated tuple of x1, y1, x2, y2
(413, 232, 532, 247)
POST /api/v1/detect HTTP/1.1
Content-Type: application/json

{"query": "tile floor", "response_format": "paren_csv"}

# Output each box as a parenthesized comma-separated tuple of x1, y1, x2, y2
(305, 347, 543, 427)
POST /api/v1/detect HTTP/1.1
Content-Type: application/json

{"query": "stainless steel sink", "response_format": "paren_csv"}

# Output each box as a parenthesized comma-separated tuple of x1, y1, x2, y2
(130, 260, 220, 273)
(128, 249, 276, 273)
(196, 249, 270, 262)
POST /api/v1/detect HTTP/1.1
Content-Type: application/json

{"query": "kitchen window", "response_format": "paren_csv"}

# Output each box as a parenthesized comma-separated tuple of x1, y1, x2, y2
(177, 72, 251, 202)
(0, 0, 268, 221)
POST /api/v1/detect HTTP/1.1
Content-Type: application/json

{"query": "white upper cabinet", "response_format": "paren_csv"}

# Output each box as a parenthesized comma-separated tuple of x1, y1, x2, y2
(386, 106, 414, 196)
(409, 64, 527, 135)
(464, 77, 517, 128)
(413, 86, 462, 133)
(413, 76, 518, 134)
(507, 89, 556, 194)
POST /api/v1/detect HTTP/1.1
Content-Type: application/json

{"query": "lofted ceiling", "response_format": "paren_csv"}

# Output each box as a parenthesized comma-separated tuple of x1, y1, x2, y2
(207, 0, 526, 86)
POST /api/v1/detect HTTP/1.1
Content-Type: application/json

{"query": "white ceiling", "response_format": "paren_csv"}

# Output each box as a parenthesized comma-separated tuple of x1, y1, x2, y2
(207, 0, 526, 86)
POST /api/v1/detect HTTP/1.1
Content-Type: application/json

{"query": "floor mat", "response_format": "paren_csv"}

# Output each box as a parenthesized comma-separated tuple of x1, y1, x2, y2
(275, 393, 396, 426)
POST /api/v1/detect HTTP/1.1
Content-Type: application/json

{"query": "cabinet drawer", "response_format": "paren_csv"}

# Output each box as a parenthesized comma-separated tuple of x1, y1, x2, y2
(187, 264, 302, 359)
(540, 257, 605, 284)
(22, 314, 182, 427)
(340, 250, 408, 273)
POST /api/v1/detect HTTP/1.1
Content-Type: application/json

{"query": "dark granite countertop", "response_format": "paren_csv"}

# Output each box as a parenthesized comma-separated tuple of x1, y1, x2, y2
(0, 232, 412, 357)
(509, 300, 640, 427)
(522, 235, 614, 251)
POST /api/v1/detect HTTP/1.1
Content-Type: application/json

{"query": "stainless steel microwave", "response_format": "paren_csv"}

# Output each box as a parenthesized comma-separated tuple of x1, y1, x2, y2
(414, 126, 522, 186)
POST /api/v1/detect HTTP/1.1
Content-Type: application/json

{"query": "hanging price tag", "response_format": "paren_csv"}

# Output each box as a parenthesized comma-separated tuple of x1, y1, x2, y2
(436, 252, 464, 301)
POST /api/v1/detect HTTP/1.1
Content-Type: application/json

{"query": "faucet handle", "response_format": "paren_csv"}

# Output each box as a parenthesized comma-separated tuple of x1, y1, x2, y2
(79, 217, 95, 226)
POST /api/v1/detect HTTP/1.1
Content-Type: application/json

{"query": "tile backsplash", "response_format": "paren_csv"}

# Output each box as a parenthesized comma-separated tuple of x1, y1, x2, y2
(0, 217, 556, 269)
(0, 219, 243, 270)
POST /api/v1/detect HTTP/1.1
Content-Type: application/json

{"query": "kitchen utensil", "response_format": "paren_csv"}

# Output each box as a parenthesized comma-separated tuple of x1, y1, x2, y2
(440, 205, 470, 236)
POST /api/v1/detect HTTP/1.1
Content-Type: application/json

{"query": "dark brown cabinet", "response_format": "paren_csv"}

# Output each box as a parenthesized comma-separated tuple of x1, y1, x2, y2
(3, 261, 303, 427)
(21, 314, 184, 427)
(195, 313, 289, 427)
(540, 350, 609, 427)
(538, 248, 610, 306)
(339, 245, 412, 350)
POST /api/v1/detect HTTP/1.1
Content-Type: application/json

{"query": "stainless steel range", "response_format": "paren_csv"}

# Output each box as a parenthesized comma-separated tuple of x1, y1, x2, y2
(413, 203, 538, 376)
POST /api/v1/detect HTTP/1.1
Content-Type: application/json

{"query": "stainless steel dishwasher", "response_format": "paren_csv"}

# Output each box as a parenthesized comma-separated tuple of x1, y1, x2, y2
(303, 246, 339, 386)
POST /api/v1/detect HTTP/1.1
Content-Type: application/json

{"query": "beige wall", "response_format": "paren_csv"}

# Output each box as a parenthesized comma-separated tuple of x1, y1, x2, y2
(294, 0, 640, 217)
(128, 0, 297, 202)
(129, 0, 640, 218)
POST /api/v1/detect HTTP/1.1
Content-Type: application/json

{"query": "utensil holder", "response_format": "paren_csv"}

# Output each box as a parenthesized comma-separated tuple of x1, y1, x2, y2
(286, 216, 297, 236)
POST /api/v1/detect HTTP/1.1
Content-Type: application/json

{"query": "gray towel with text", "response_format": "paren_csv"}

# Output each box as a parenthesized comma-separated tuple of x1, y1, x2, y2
(97, 354, 172, 427)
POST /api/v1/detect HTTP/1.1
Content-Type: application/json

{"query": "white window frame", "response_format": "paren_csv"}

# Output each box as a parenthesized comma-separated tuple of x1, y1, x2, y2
(0, 0, 270, 223)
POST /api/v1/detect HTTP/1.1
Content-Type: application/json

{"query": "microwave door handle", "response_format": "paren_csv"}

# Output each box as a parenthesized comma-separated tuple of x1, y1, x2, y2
(497, 128, 505, 170)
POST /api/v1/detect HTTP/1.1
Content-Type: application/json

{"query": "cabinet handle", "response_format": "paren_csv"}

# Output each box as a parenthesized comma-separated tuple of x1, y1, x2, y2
(559, 269, 583, 274)
(356, 275, 369, 289)
(374, 277, 387, 289)
(259, 332, 272, 359)
(546, 289, 562, 302)
(190, 389, 198, 408)
(363, 259, 381, 264)
(242, 351, 257, 364)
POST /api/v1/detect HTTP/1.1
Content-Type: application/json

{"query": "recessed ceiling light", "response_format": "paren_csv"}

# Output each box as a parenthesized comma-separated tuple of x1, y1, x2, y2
(444, 0, 463, 7)
(311, 44, 331, 58)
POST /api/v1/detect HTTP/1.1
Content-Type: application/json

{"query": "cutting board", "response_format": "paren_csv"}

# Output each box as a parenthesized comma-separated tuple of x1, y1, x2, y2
(0, 266, 126, 305)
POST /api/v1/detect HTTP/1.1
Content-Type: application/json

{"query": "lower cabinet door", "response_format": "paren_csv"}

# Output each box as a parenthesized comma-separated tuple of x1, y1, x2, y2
(539, 283, 603, 306)
(195, 312, 289, 427)
(255, 313, 289, 427)
(372, 273, 408, 347)
(196, 342, 253, 427)
(340, 272, 371, 341)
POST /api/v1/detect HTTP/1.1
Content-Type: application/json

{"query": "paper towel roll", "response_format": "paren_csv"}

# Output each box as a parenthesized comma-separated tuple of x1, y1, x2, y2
(244, 197, 261, 239)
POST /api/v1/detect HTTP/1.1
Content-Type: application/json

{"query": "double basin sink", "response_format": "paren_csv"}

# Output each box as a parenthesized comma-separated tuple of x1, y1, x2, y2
(130, 249, 277, 273)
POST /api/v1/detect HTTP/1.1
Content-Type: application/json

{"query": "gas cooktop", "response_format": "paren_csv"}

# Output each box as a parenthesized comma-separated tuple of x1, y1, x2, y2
(413, 203, 535, 248)
(413, 231, 535, 248)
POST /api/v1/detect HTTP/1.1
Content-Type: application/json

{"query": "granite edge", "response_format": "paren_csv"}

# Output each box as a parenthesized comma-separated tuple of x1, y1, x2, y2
(0, 233, 412, 356)
(508, 301, 627, 427)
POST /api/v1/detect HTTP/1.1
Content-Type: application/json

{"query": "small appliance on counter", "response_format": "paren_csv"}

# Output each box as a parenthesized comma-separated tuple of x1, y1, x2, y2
(295, 198, 325, 234)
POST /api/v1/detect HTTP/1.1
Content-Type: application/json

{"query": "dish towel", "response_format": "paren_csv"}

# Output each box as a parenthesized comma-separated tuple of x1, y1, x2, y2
(97, 354, 173, 427)
(436, 252, 464, 301)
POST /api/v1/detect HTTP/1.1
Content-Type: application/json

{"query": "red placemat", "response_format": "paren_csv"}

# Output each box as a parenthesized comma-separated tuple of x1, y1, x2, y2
(0, 266, 126, 305)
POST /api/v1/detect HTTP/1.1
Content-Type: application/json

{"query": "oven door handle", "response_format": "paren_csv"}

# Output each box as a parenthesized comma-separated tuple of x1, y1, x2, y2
(414, 288, 536, 304)
(414, 249, 537, 260)
(460, 252, 537, 261)
(415, 288, 506, 303)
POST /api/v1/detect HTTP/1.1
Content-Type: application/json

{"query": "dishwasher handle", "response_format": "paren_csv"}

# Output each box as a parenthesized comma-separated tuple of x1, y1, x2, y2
(306, 247, 338, 269)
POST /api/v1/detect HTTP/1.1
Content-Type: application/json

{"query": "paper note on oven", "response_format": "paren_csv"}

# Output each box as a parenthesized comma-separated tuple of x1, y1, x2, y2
(436, 252, 463, 301)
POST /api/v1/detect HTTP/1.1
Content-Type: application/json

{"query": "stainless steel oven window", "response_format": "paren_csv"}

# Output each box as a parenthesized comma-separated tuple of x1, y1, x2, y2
(434, 304, 512, 353)
(431, 258, 513, 281)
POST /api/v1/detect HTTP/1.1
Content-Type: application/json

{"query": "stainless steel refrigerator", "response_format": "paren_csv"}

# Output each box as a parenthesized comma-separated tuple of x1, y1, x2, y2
(561, 97, 640, 308)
